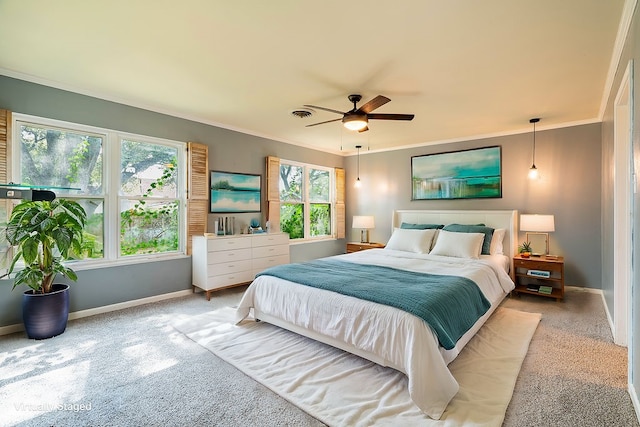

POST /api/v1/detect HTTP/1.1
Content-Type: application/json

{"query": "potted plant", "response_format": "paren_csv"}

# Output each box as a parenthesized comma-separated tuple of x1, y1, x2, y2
(3, 199, 86, 339)
(518, 241, 532, 258)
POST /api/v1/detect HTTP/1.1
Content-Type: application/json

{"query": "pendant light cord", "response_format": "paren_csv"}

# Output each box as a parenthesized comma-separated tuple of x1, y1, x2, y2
(530, 118, 540, 167)
(532, 120, 536, 166)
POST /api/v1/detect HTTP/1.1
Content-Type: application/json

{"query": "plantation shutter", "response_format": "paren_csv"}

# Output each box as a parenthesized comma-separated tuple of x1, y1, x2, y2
(0, 109, 12, 272)
(0, 109, 11, 218)
(335, 167, 345, 239)
(266, 156, 280, 232)
(187, 142, 209, 255)
(0, 109, 9, 184)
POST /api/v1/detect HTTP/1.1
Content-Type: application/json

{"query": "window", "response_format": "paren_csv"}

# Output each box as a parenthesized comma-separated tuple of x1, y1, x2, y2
(12, 115, 186, 264)
(16, 121, 105, 259)
(279, 160, 334, 240)
(119, 139, 180, 256)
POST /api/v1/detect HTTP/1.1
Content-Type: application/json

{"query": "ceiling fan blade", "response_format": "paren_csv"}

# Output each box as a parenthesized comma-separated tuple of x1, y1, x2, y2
(305, 118, 342, 127)
(367, 113, 415, 121)
(303, 104, 345, 115)
(357, 95, 391, 114)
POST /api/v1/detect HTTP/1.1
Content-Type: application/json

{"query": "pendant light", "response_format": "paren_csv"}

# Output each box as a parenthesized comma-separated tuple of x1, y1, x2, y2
(354, 145, 362, 188)
(528, 118, 540, 179)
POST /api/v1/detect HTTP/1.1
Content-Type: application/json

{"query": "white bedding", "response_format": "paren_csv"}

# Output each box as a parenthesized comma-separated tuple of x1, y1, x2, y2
(235, 248, 515, 419)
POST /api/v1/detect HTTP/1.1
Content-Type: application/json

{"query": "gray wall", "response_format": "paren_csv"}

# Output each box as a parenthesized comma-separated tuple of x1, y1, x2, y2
(601, 1, 639, 403)
(345, 123, 602, 289)
(0, 56, 612, 327)
(0, 76, 345, 328)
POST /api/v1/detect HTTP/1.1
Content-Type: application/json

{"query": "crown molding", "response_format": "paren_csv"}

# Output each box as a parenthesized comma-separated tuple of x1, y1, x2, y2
(598, 0, 638, 119)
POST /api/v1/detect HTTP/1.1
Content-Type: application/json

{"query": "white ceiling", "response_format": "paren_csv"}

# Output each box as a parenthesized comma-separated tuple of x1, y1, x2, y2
(0, 1, 629, 155)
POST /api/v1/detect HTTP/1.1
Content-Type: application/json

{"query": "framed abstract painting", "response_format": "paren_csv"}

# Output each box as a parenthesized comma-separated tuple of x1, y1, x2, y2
(210, 171, 261, 213)
(411, 146, 502, 200)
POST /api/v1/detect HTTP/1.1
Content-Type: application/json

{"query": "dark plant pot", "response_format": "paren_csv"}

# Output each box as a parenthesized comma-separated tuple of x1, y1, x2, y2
(22, 284, 70, 340)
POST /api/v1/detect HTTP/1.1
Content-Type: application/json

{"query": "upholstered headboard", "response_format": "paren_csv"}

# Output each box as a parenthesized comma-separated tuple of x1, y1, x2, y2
(392, 209, 518, 258)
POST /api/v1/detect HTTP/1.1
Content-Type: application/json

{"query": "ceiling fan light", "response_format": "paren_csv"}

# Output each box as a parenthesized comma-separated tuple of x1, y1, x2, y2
(343, 115, 368, 131)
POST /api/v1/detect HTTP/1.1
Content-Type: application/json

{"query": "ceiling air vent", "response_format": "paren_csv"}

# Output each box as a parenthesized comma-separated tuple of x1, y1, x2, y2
(290, 108, 314, 119)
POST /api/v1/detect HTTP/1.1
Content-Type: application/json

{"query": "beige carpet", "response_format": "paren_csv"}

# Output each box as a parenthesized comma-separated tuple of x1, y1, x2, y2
(173, 306, 541, 427)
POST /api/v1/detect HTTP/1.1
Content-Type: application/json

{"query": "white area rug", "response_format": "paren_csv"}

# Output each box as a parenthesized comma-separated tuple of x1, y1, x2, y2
(173, 306, 541, 427)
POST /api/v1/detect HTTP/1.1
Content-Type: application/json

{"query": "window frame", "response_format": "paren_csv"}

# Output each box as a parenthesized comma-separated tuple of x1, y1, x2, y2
(279, 158, 335, 242)
(114, 132, 186, 259)
(11, 113, 188, 269)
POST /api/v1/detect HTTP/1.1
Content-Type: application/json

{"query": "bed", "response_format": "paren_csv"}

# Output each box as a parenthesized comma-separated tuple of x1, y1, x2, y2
(236, 209, 517, 419)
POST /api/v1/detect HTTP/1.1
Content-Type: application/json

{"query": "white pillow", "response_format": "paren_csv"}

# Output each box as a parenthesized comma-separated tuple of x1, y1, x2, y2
(429, 229, 484, 259)
(430, 229, 441, 251)
(385, 228, 437, 254)
(490, 228, 506, 255)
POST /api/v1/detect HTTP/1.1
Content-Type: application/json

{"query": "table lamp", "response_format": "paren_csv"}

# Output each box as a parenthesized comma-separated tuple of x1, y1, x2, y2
(352, 215, 375, 243)
(520, 214, 555, 256)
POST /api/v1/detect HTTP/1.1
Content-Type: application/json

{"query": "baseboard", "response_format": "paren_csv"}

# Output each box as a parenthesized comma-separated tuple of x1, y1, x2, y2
(568, 286, 639, 422)
(629, 382, 640, 425)
(565, 285, 603, 295)
(0, 323, 23, 336)
(589, 287, 616, 340)
(0, 289, 193, 336)
(566, 286, 616, 342)
(579, 286, 640, 423)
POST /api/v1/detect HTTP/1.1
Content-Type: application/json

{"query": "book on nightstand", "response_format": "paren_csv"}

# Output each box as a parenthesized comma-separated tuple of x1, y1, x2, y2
(538, 286, 553, 295)
(527, 269, 551, 278)
(526, 285, 540, 292)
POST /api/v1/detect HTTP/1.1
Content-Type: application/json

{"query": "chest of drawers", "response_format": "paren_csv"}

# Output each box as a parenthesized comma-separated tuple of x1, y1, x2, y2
(192, 233, 289, 300)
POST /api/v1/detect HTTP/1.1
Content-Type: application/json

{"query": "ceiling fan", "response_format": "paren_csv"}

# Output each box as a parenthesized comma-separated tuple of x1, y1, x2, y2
(304, 94, 414, 132)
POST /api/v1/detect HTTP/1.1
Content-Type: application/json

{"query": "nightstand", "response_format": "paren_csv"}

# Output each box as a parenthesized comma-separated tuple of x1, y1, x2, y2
(346, 242, 385, 253)
(513, 255, 565, 301)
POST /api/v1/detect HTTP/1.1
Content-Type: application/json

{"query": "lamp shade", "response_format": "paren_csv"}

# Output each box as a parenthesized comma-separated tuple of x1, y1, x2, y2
(520, 214, 555, 232)
(352, 215, 375, 229)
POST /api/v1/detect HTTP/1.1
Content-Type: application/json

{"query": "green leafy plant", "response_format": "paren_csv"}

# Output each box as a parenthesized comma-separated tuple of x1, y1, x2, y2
(518, 241, 532, 254)
(3, 199, 87, 293)
(120, 160, 178, 255)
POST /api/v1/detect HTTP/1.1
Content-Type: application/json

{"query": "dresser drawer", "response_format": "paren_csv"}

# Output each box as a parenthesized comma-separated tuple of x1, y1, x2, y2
(514, 258, 563, 273)
(252, 254, 290, 274)
(252, 233, 290, 247)
(207, 237, 252, 252)
(252, 244, 289, 259)
(205, 270, 254, 290)
(192, 233, 289, 299)
(208, 259, 252, 276)
(207, 248, 252, 265)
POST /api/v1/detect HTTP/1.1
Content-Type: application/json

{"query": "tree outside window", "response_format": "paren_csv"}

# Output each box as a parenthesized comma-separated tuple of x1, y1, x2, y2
(279, 161, 333, 240)
(13, 118, 185, 264)
(18, 123, 104, 259)
(120, 140, 180, 256)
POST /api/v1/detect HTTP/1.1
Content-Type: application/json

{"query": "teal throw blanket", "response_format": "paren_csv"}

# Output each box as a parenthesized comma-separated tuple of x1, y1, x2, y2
(257, 259, 490, 350)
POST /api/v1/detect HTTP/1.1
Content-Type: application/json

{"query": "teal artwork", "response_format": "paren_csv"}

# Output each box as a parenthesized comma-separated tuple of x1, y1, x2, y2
(411, 146, 502, 200)
(210, 171, 261, 213)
